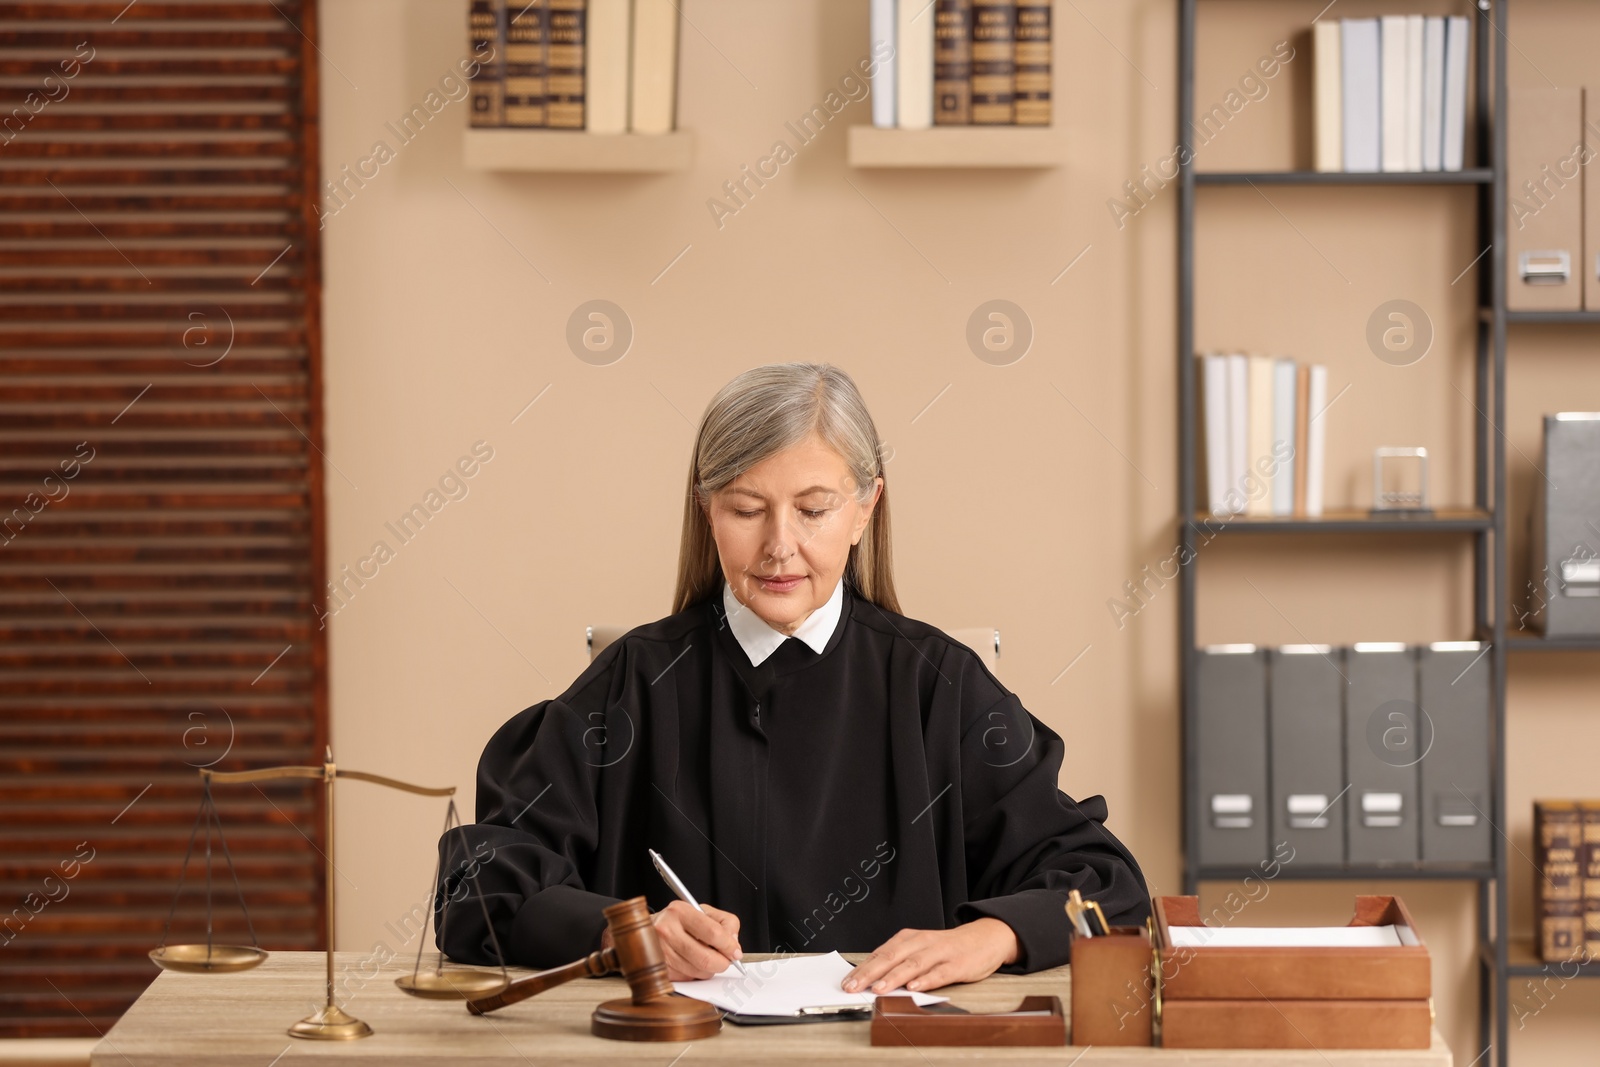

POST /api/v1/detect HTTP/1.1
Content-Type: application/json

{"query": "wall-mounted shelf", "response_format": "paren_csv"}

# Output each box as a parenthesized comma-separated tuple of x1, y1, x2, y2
(1197, 865, 1497, 883)
(1189, 508, 1495, 534)
(847, 125, 1065, 169)
(1504, 309, 1600, 325)
(1196, 169, 1492, 186)
(1505, 633, 1600, 652)
(461, 130, 693, 173)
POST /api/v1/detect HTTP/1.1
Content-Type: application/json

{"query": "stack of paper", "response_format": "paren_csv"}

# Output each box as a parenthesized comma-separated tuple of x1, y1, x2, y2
(671, 951, 949, 1018)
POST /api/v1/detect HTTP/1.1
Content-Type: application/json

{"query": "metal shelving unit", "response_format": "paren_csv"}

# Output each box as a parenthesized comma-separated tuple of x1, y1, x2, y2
(1176, 1, 1519, 1063)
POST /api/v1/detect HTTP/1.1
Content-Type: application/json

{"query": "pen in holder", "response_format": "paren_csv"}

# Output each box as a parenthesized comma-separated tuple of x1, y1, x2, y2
(1067, 912, 1155, 1047)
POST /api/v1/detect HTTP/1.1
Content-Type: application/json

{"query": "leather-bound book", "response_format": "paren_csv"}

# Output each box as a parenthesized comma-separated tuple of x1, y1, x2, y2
(468, 0, 506, 127)
(934, 0, 971, 125)
(1013, 0, 1050, 125)
(1535, 800, 1585, 962)
(970, 0, 1015, 125)
(504, 0, 546, 127)
(546, 0, 586, 129)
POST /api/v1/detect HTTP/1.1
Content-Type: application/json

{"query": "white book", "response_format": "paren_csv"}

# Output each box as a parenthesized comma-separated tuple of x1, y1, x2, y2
(1380, 15, 1408, 171)
(896, 0, 933, 130)
(1421, 17, 1445, 171)
(631, 0, 680, 134)
(1201, 355, 1231, 516)
(1271, 358, 1297, 516)
(1342, 19, 1381, 172)
(1306, 365, 1329, 517)
(1442, 16, 1470, 171)
(1403, 15, 1424, 171)
(585, 0, 631, 134)
(870, 0, 897, 129)
(1226, 354, 1249, 514)
(1313, 20, 1342, 172)
(1247, 355, 1275, 516)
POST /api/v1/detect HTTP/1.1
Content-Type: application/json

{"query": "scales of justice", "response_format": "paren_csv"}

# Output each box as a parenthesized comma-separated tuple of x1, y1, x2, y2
(147, 748, 511, 1040)
(146, 748, 723, 1043)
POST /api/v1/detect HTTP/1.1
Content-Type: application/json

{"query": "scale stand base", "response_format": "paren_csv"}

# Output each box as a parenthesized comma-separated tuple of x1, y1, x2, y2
(591, 996, 723, 1042)
(288, 1004, 374, 1041)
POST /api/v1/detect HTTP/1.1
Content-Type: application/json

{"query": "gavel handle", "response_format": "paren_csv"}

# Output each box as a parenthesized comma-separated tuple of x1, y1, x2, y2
(467, 947, 618, 1015)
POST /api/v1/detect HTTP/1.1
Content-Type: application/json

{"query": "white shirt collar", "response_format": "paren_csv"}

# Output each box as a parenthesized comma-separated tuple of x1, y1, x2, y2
(722, 576, 844, 667)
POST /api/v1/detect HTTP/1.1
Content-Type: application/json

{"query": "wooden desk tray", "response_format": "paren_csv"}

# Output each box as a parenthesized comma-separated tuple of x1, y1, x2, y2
(1154, 894, 1431, 1001)
(1161, 998, 1433, 1050)
(870, 995, 1066, 1047)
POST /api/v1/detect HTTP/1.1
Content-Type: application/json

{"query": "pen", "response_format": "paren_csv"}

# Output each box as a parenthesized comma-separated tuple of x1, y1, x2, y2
(648, 848, 750, 979)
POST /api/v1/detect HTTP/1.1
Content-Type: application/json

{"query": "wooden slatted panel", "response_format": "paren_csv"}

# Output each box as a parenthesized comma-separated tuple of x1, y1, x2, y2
(0, 0, 327, 1037)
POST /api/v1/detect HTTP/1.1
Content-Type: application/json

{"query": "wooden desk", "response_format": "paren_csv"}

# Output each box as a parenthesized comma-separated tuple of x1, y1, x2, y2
(92, 952, 1453, 1066)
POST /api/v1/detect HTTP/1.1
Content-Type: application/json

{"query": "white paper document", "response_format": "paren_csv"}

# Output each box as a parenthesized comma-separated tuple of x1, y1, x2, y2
(671, 951, 949, 1017)
(1167, 924, 1403, 949)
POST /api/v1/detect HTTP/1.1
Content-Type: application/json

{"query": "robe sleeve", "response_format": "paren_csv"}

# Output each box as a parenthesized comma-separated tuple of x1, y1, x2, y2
(945, 644, 1152, 972)
(434, 647, 625, 969)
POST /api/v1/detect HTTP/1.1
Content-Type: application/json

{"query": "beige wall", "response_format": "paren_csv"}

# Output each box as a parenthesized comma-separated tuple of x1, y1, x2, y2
(318, 1, 1600, 1061)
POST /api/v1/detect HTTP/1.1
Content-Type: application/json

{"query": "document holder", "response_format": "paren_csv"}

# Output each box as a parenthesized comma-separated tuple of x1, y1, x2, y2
(1068, 923, 1155, 1046)
(1152, 894, 1432, 1049)
(869, 995, 1065, 1047)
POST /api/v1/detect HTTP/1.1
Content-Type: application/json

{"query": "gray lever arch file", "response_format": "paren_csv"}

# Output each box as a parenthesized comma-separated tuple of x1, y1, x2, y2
(1196, 644, 1268, 867)
(1268, 645, 1346, 867)
(1345, 643, 1420, 864)
(1417, 641, 1492, 863)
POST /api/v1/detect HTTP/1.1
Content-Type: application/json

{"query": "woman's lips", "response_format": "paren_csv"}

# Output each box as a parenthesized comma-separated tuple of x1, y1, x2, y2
(756, 575, 804, 593)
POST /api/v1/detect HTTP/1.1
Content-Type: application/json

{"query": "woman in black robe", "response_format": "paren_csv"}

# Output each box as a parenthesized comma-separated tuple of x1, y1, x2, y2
(437, 362, 1150, 996)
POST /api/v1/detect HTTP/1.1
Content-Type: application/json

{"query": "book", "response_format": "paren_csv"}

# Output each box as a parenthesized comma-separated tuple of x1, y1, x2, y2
(897, 0, 934, 129)
(546, 0, 586, 129)
(1246, 355, 1274, 517)
(970, 0, 1015, 125)
(585, 0, 629, 133)
(933, 0, 971, 125)
(1421, 16, 1445, 171)
(468, 0, 506, 127)
(1226, 353, 1248, 516)
(1271, 357, 1296, 516)
(1313, 19, 1341, 172)
(1293, 364, 1309, 518)
(1341, 18, 1381, 172)
(1013, 0, 1050, 126)
(870, 0, 897, 128)
(631, 0, 678, 133)
(1305, 364, 1327, 517)
(503, 0, 545, 128)
(1200, 354, 1230, 516)
(1403, 14, 1424, 171)
(1442, 16, 1470, 171)
(1535, 800, 1585, 962)
(1380, 15, 1408, 172)
(1584, 800, 1600, 961)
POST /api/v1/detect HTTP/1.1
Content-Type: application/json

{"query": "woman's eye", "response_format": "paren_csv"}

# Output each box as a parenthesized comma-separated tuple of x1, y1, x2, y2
(735, 509, 761, 518)
(802, 509, 827, 519)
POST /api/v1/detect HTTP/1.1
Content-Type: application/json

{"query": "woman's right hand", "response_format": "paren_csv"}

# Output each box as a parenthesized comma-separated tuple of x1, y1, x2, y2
(651, 900, 744, 981)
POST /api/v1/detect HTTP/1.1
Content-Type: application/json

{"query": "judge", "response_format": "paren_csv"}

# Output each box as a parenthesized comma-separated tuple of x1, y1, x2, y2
(437, 362, 1150, 995)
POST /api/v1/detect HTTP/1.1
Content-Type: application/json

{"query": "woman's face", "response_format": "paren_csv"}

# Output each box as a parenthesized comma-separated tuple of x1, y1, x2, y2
(706, 432, 882, 636)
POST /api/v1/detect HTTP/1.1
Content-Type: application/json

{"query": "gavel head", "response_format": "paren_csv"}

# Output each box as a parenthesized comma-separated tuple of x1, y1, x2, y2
(602, 896, 674, 1005)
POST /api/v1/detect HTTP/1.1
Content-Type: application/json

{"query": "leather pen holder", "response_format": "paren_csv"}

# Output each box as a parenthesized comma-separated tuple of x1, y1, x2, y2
(1068, 924, 1155, 1046)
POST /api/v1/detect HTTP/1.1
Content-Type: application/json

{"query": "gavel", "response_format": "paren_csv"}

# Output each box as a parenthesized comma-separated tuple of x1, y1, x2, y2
(465, 896, 722, 1041)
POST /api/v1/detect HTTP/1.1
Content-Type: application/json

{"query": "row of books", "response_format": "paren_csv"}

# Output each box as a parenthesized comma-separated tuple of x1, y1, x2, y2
(1533, 800, 1600, 963)
(869, 0, 1051, 129)
(1198, 354, 1330, 519)
(1313, 15, 1472, 173)
(466, 0, 677, 133)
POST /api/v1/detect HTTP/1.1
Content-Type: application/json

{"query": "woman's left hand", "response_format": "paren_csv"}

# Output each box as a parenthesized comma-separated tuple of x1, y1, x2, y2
(841, 917, 1020, 994)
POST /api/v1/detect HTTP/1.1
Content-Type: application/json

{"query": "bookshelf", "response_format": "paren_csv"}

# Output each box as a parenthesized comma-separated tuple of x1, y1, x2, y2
(461, 129, 693, 172)
(846, 125, 1065, 168)
(1175, 2, 1538, 1065)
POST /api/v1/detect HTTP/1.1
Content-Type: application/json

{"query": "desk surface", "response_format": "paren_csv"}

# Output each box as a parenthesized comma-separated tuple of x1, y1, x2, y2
(92, 951, 1453, 1066)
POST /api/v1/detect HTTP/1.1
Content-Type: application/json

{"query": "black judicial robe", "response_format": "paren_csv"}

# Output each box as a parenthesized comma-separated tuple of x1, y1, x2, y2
(436, 586, 1151, 974)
